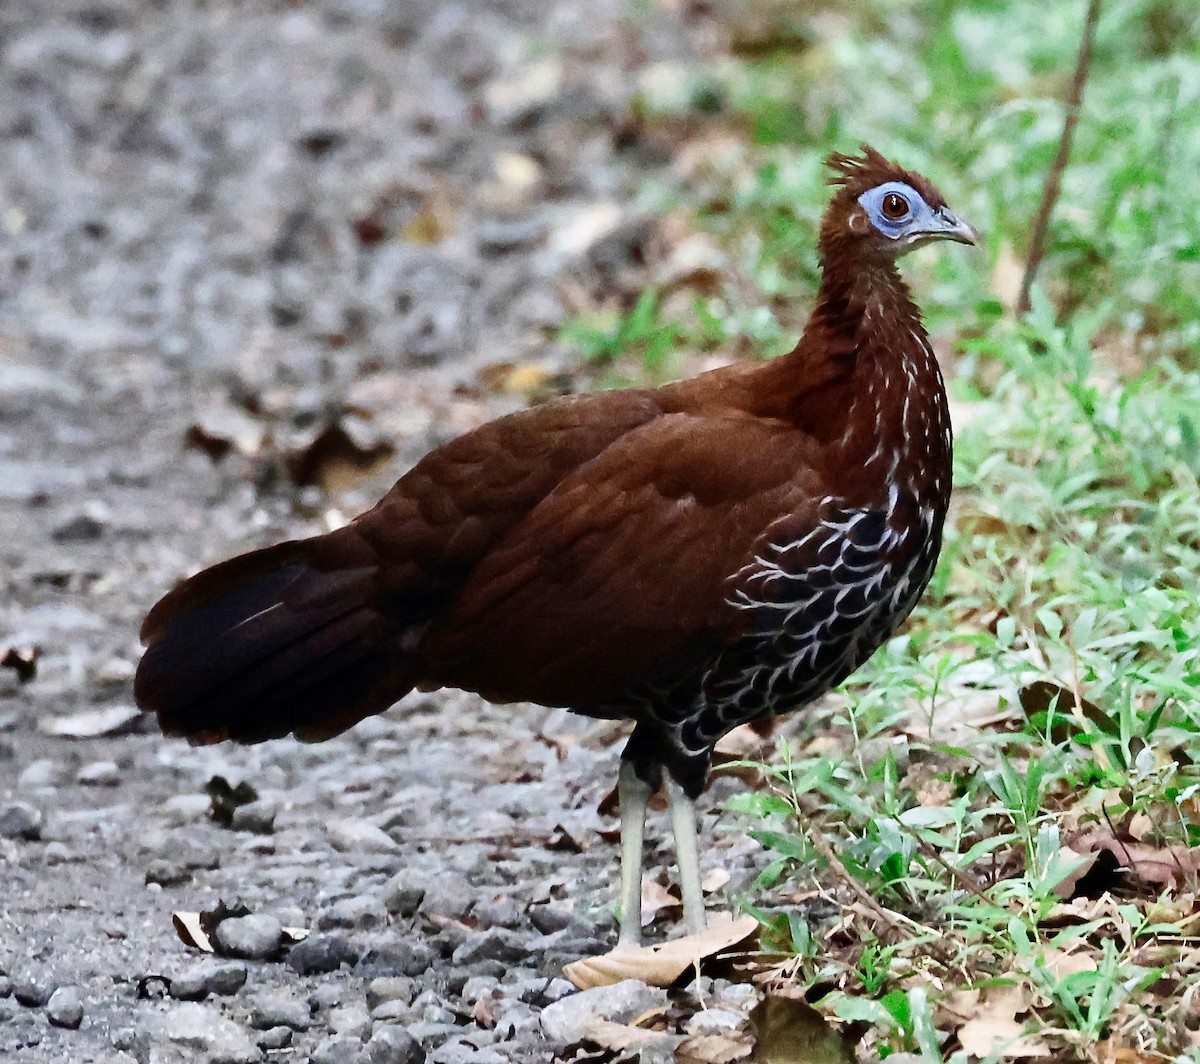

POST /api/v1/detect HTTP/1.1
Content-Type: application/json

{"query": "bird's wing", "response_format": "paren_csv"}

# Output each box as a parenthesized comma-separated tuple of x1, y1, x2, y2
(415, 410, 829, 709)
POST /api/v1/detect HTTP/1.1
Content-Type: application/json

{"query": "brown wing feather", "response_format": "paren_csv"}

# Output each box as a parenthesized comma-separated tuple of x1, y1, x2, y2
(415, 411, 829, 710)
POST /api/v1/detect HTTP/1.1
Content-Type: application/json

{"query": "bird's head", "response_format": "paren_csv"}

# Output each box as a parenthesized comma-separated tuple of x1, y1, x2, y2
(819, 145, 977, 265)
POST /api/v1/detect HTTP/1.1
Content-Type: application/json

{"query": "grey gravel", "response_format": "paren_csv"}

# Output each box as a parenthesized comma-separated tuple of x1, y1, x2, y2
(381, 869, 430, 916)
(367, 1025, 426, 1064)
(330, 1004, 373, 1040)
(366, 976, 417, 1012)
(165, 1002, 263, 1064)
(76, 760, 121, 787)
(230, 799, 278, 834)
(0, 801, 43, 840)
(313, 1034, 371, 1064)
(0, 975, 11, 999)
(286, 933, 357, 975)
(256, 1026, 293, 1051)
(45, 986, 84, 1029)
(169, 960, 249, 1001)
(214, 913, 285, 960)
(12, 970, 57, 1007)
(418, 873, 476, 921)
(451, 927, 531, 966)
(317, 894, 388, 930)
(540, 979, 669, 1043)
(247, 991, 312, 1031)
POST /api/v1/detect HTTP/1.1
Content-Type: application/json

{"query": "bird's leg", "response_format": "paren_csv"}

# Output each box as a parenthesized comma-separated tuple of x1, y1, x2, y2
(616, 758, 652, 950)
(665, 774, 707, 937)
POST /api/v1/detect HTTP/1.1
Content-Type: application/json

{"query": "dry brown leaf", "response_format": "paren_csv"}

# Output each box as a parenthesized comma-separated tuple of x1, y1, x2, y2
(676, 1031, 756, 1064)
(1, 643, 39, 682)
(584, 1018, 673, 1052)
(563, 914, 757, 990)
(1070, 826, 1200, 889)
(957, 1016, 1051, 1058)
(172, 912, 214, 953)
(702, 868, 731, 894)
(640, 878, 681, 927)
(1097, 1039, 1164, 1063)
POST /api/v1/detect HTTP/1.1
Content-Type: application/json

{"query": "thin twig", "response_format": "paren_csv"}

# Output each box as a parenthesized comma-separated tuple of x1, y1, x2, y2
(1017, 0, 1103, 316)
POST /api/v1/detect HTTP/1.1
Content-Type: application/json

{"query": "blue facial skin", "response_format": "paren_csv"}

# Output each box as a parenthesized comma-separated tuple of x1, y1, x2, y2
(857, 181, 977, 248)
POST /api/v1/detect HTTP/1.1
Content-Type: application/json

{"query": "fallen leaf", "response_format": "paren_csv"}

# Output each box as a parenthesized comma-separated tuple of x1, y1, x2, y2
(205, 775, 259, 827)
(676, 1032, 756, 1064)
(39, 705, 142, 738)
(563, 914, 757, 990)
(702, 869, 731, 894)
(957, 1017, 1051, 1058)
(172, 912, 214, 953)
(1, 643, 40, 682)
(582, 1019, 677, 1054)
(284, 418, 395, 494)
(185, 400, 265, 462)
(641, 878, 680, 927)
(1069, 825, 1200, 889)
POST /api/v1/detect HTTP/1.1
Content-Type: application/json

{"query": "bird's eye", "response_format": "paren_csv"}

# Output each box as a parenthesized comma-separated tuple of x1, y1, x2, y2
(881, 193, 909, 219)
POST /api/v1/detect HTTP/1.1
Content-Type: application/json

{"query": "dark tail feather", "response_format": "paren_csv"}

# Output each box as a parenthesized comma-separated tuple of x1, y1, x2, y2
(135, 527, 415, 744)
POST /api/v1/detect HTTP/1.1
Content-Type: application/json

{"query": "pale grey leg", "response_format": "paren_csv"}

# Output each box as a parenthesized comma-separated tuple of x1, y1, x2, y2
(616, 759, 652, 950)
(666, 775, 707, 936)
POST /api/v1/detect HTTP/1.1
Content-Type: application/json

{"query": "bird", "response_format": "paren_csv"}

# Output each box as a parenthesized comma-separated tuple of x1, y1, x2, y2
(135, 145, 975, 949)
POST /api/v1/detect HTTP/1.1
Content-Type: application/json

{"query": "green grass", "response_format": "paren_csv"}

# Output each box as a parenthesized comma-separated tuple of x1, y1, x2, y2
(560, 0, 1200, 1059)
(735, 312, 1200, 1061)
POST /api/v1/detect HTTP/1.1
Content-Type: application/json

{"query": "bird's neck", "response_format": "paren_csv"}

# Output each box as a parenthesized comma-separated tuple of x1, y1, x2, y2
(777, 256, 953, 509)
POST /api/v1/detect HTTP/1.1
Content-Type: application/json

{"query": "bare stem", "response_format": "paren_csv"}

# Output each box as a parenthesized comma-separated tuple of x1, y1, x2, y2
(1017, 0, 1103, 317)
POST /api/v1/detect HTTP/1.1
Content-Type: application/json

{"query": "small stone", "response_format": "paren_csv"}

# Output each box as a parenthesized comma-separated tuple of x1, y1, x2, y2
(459, 976, 498, 1004)
(313, 1034, 370, 1064)
(328, 818, 398, 853)
(540, 980, 668, 1043)
(169, 961, 248, 1001)
(18, 759, 65, 789)
(418, 873, 474, 921)
(370, 999, 412, 1023)
(426, 1042, 508, 1064)
(355, 934, 436, 976)
(46, 986, 84, 1029)
(412, 989, 457, 1026)
(165, 1002, 262, 1063)
(472, 897, 523, 929)
(330, 1004, 372, 1040)
(214, 914, 284, 960)
(307, 982, 346, 1011)
(247, 991, 312, 1031)
(381, 869, 429, 916)
(0, 801, 43, 840)
(317, 894, 387, 930)
(77, 760, 121, 787)
(0, 975, 11, 998)
(367, 1024, 425, 1064)
(256, 1026, 293, 1051)
(286, 932, 356, 975)
(451, 928, 529, 966)
(12, 970, 57, 1007)
(161, 794, 211, 825)
(230, 800, 277, 834)
(366, 976, 415, 1012)
(145, 859, 192, 887)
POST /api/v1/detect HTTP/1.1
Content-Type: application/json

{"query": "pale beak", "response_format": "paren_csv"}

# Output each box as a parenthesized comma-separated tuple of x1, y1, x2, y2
(928, 207, 978, 246)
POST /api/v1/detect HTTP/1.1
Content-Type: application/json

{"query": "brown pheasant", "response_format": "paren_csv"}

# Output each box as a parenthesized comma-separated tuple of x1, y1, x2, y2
(136, 146, 975, 947)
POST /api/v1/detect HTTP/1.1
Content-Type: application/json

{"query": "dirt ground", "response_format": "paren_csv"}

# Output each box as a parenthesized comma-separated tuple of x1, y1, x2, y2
(0, 2, 776, 1062)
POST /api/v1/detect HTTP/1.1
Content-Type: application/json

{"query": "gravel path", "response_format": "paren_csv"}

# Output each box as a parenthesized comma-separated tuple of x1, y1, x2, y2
(0, 2, 774, 1061)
